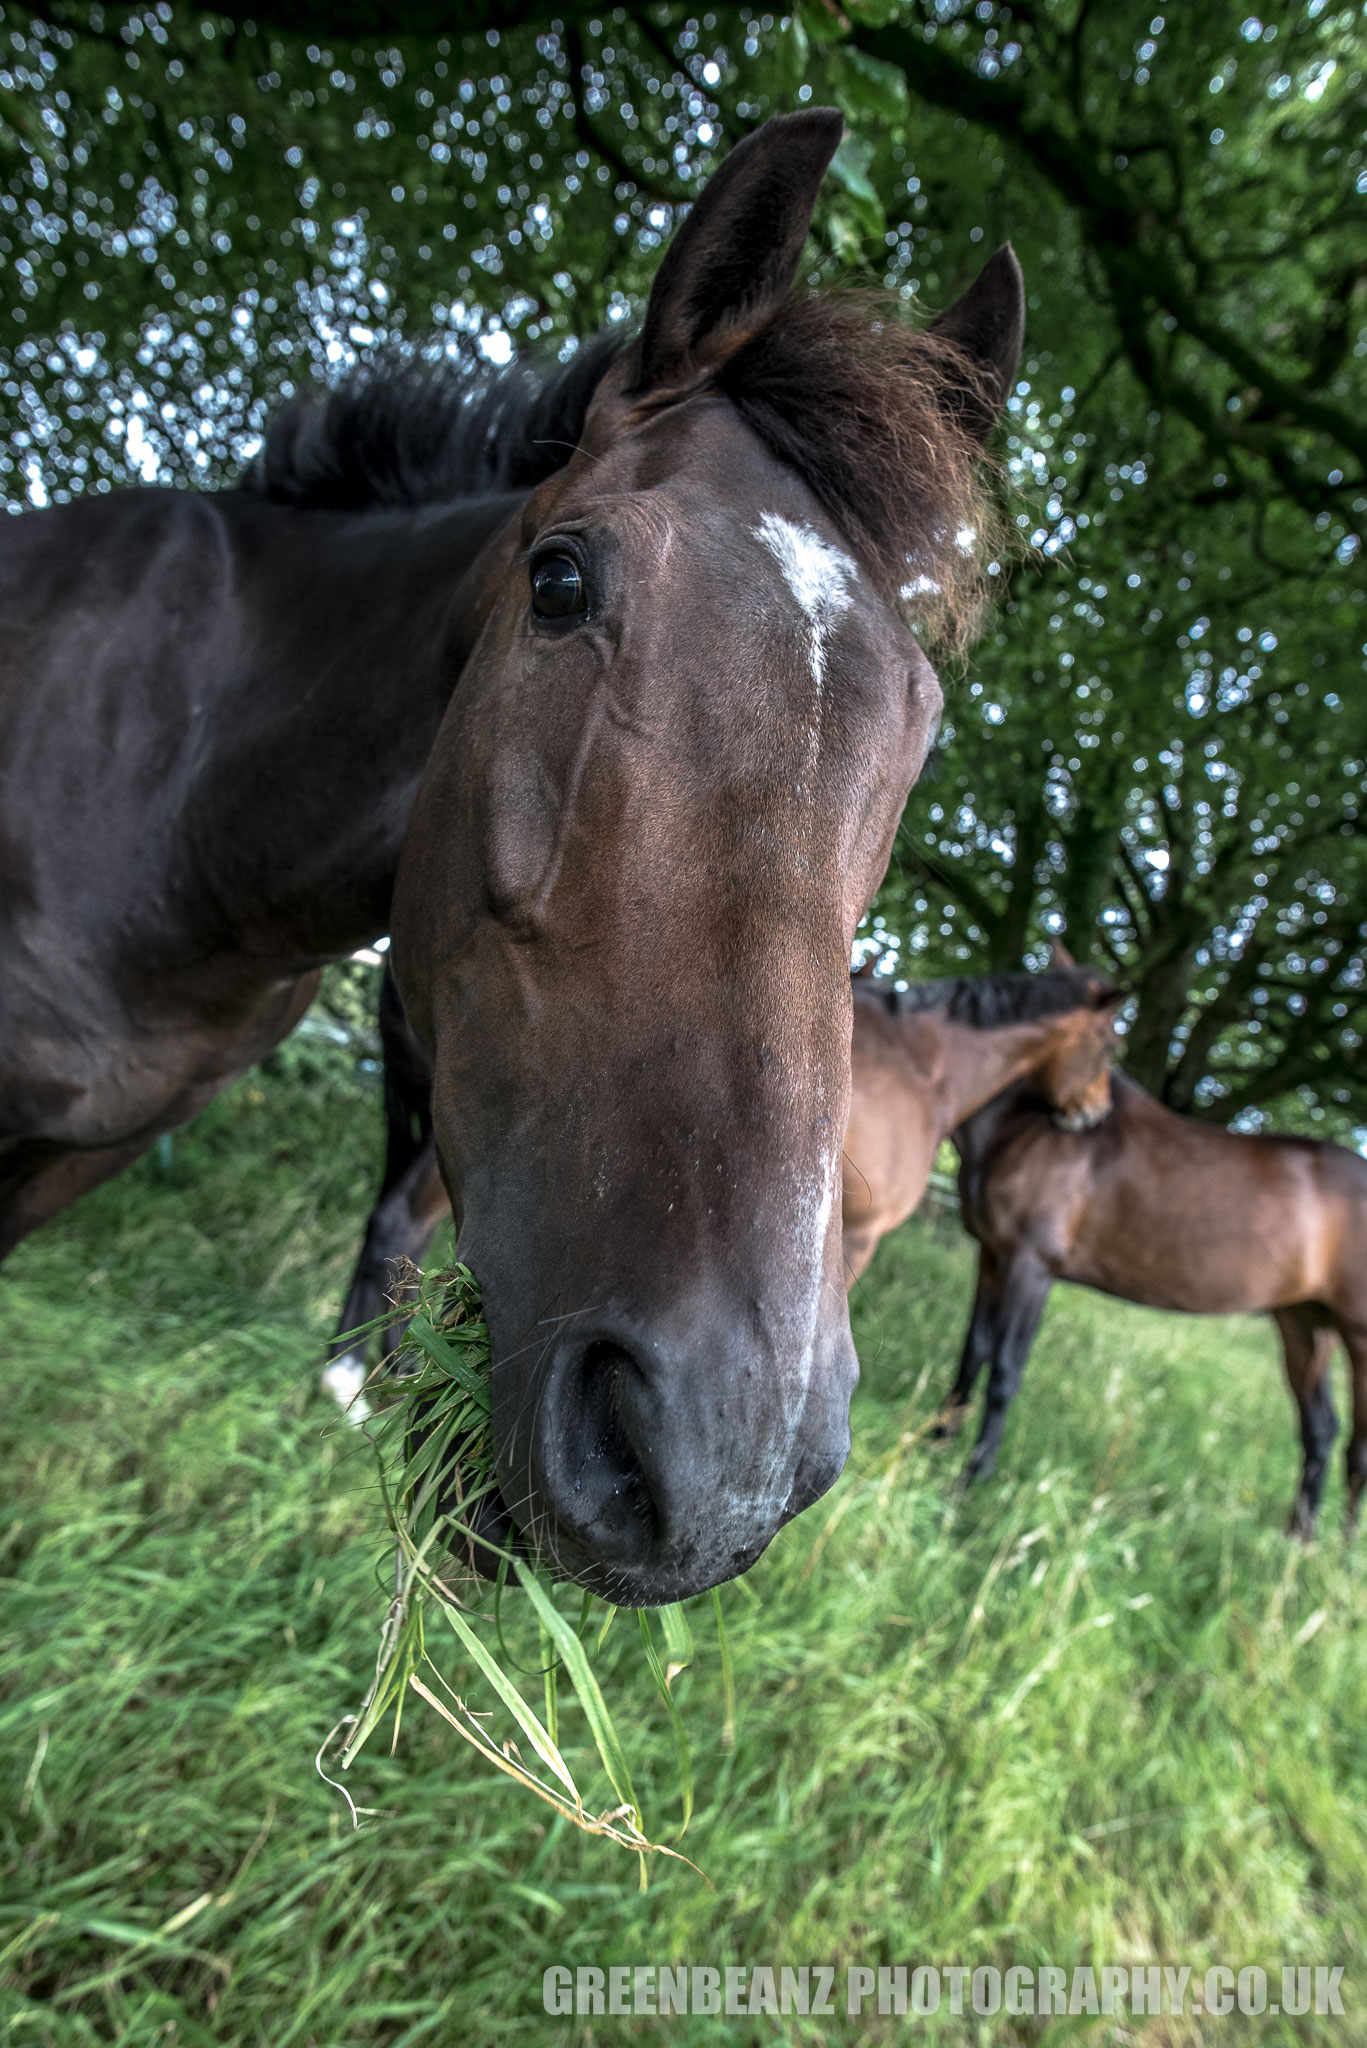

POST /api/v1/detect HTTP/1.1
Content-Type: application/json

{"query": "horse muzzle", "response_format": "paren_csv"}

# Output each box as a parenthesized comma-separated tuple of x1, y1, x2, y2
(488, 1305, 856, 1605)
(1052, 1102, 1110, 1133)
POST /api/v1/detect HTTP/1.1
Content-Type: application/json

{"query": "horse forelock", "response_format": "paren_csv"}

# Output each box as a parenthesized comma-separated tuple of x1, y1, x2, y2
(719, 292, 1003, 654)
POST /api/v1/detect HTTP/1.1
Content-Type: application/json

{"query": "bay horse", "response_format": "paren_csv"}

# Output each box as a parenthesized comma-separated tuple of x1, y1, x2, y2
(841, 961, 1122, 1283)
(943, 1071, 1367, 1534)
(0, 110, 1025, 1602)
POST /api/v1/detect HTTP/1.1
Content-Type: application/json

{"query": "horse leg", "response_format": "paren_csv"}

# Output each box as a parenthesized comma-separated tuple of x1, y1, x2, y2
(322, 1145, 450, 1412)
(0, 1134, 156, 1264)
(1338, 1318, 1367, 1531)
(323, 965, 450, 1413)
(961, 1251, 1052, 1486)
(1275, 1306, 1339, 1539)
(931, 1246, 1000, 1439)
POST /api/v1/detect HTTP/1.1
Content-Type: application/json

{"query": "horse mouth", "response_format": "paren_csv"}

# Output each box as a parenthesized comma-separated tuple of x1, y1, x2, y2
(449, 1472, 777, 1606)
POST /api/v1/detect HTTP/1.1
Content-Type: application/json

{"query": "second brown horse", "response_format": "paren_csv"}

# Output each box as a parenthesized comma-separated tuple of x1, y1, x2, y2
(946, 1072, 1367, 1533)
(841, 963, 1121, 1282)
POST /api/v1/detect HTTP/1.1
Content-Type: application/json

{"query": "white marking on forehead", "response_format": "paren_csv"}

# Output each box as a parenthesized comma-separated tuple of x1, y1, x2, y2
(754, 512, 857, 688)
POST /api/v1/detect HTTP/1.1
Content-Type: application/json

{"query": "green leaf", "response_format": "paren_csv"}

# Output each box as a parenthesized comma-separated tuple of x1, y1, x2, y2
(829, 46, 909, 125)
(830, 132, 880, 205)
(800, 1, 851, 45)
(770, 11, 811, 94)
(827, 134, 886, 240)
(845, 0, 905, 25)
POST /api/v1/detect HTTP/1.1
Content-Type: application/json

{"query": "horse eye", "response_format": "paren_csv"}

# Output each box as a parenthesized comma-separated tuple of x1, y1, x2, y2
(530, 553, 586, 621)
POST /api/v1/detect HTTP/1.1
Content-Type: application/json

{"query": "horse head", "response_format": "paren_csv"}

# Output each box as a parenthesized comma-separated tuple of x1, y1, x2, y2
(392, 110, 1024, 1602)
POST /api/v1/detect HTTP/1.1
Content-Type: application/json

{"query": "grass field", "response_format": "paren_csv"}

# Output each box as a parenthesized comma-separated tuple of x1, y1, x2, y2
(3, 1056, 1366, 2046)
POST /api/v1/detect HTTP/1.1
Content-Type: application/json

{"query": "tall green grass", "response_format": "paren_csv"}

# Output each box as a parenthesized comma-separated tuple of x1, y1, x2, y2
(334, 1262, 703, 1870)
(3, 1061, 1366, 2045)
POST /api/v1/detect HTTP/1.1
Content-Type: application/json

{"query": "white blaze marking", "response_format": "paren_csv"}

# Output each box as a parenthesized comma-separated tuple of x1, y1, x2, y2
(749, 1142, 839, 1521)
(802, 1151, 837, 1315)
(754, 512, 857, 693)
(794, 1107, 838, 1388)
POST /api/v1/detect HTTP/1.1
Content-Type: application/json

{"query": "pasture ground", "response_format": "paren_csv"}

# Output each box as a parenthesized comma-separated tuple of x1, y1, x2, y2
(3, 1055, 1365, 2046)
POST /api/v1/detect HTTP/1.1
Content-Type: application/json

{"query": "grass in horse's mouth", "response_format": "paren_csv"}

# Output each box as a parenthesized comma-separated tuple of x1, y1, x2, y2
(323, 1264, 714, 1877)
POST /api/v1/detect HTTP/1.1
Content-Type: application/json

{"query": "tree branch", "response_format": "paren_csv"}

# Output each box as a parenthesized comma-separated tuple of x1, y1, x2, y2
(852, 20, 1367, 486)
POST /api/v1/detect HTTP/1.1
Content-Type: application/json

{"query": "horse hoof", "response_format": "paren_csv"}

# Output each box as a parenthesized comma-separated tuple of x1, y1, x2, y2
(1285, 1507, 1317, 1544)
(321, 1352, 372, 1424)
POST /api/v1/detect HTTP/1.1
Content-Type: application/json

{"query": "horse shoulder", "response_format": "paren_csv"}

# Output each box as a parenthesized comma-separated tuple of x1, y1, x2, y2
(960, 1111, 1082, 1270)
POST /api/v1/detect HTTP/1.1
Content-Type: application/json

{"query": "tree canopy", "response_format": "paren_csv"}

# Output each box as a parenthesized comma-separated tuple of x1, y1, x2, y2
(3, 0, 1364, 1132)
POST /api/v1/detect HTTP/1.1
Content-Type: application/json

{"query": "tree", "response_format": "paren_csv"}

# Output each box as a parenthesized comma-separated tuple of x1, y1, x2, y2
(844, 2, 1367, 1133)
(2, 0, 1363, 1130)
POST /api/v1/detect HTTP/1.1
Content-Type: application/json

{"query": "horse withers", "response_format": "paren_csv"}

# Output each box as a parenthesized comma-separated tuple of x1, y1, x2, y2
(1, 111, 1024, 1602)
(945, 1072, 1367, 1534)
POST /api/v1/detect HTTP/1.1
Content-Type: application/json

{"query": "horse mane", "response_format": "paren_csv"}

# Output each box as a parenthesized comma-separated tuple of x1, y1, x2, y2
(244, 291, 999, 651)
(860, 967, 1108, 1030)
(243, 330, 627, 513)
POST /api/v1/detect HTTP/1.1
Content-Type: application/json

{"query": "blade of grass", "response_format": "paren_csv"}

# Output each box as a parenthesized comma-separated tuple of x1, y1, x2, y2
(711, 1586, 735, 1749)
(637, 1610, 694, 1835)
(658, 1602, 694, 1688)
(431, 1591, 579, 1800)
(515, 1566, 641, 1827)
(539, 1617, 559, 1749)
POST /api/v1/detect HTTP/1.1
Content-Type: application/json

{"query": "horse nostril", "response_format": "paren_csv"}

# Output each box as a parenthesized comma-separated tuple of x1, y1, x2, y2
(538, 1337, 660, 1559)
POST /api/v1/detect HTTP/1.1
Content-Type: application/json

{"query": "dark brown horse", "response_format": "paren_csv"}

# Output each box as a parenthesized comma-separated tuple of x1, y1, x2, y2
(1, 111, 1024, 1601)
(841, 962, 1121, 1283)
(944, 1071, 1367, 1533)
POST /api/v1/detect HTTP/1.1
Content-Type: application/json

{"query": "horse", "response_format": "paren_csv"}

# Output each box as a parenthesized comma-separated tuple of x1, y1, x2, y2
(841, 960, 1122, 1282)
(0, 109, 1025, 1602)
(942, 1070, 1367, 1534)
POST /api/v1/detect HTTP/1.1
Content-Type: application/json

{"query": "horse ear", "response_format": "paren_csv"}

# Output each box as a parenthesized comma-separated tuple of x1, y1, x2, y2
(928, 244, 1026, 443)
(1095, 986, 1125, 1015)
(628, 108, 844, 400)
(1049, 940, 1076, 970)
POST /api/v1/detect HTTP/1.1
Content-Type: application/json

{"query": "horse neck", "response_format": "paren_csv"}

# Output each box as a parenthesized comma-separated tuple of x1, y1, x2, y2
(199, 489, 522, 960)
(936, 1014, 1066, 1133)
